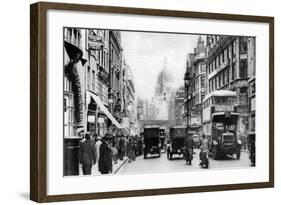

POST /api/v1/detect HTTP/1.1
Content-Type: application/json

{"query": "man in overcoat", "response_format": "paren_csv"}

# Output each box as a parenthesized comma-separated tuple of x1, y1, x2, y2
(98, 134, 113, 174)
(79, 133, 96, 175)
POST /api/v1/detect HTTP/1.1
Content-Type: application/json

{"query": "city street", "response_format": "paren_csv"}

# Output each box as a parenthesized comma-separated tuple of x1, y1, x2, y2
(118, 149, 252, 174)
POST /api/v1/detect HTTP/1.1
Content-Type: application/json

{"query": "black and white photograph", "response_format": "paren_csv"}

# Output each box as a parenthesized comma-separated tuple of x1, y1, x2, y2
(63, 28, 256, 176)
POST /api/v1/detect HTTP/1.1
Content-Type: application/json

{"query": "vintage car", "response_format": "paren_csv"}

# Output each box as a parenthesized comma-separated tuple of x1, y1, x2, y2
(167, 126, 187, 160)
(143, 125, 161, 159)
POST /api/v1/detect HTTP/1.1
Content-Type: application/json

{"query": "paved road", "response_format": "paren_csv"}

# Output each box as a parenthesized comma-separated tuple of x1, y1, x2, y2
(118, 149, 253, 174)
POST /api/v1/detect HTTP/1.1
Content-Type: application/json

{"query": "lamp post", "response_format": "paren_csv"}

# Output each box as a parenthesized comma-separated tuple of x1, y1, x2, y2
(184, 71, 192, 134)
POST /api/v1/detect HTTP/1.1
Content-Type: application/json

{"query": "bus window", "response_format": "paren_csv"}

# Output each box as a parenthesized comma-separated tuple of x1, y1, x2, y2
(213, 123, 224, 130)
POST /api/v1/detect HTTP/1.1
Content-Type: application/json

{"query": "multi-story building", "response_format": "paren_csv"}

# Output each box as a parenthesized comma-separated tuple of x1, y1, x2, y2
(168, 90, 176, 127)
(174, 86, 186, 126)
(85, 29, 111, 136)
(64, 28, 88, 138)
(185, 36, 207, 134)
(205, 35, 255, 137)
(109, 31, 124, 125)
(123, 61, 137, 134)
(247, 38, 256, 133)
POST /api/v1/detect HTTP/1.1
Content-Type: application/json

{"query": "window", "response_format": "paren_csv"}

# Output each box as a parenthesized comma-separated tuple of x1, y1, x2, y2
(201, 76, 206, 87)
(240, 87, 247, 93)
(218, 72, 222, 88)
(201, 64, 206, 73)
(232, 62, 236, 80)
(64, 93, 75, 137)
(224, 48, 228, 62)
(216, 56, 219, 68)
(240, 37, 248, 53)
(232, 41, 236, 56)
(240, 60, 248, 79)
(228, 44, 232, 58)
(223, 70, 226, 85)
(226, 69, 229, 84)
(91, 70, 95, 91)
(220, 53, 223, 65)
(87, 67, 91, 90)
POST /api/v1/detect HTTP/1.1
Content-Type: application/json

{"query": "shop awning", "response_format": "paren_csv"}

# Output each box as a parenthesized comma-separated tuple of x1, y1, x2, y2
(87, 92, 123, 129)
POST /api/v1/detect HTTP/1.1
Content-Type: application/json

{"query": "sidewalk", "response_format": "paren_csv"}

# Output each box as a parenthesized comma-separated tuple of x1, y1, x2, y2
(79, 157, 128, 176)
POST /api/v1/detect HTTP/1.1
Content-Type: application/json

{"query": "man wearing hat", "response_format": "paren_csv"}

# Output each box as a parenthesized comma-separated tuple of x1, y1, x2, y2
(79, 133, 96, 175)
(98, 133, 113, 174)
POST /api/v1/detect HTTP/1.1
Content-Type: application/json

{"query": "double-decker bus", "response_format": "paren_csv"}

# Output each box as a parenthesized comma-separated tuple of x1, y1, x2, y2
(202, 90, 242, 160)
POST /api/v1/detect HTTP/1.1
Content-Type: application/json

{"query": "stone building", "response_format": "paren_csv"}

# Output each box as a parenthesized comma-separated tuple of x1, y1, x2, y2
(109, 31, 124, 127)
(123, 61, 137, 134)
(185, 36, 207, 134)
(205, 35, 256, 137)
(64, 28, 88, 138)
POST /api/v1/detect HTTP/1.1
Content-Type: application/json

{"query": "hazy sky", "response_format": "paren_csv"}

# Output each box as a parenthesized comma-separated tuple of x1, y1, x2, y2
(121, 31, 202, 100)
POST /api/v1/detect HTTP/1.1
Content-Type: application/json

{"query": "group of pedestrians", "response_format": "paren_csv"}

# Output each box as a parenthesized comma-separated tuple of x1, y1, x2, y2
(79, 132, 113, 175)
(79, 130, 139, 175)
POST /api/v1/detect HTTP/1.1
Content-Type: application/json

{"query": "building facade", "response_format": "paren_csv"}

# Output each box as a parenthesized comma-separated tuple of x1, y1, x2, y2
(185, 36, 207, 135)
(123, 61, 137, 135)
(205, 35, 256, 138)
(109, 31, 124, 127)
(64, 28, 87, 138)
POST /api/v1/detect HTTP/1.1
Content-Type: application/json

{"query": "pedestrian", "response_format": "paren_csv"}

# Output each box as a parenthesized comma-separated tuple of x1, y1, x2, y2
(95, 134, 102, 164)
(127, 137, 133, 163)
(118, 133, 125, 160)
(199, 134, 209, 166)
(79, 133, 96, 175)
(98, 133, 113, 174)
(111, 132, 118, 164)
(184, 134, 194, 164)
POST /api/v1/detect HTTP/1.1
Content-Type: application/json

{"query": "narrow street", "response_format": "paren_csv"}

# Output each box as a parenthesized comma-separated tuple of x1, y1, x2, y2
(118, 149, 252, 174)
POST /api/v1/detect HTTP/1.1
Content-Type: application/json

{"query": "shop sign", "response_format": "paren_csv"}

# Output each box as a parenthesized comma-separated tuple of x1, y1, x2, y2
(98, 117, 104, 123)
(88, 115, 95, 123)
(88, 42, 103, 50)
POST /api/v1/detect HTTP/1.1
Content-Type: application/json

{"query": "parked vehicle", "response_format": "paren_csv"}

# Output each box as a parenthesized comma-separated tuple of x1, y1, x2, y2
(167, 126, 187, 160)
(202, 90, 242, 160)
(143, 125, 161, 159)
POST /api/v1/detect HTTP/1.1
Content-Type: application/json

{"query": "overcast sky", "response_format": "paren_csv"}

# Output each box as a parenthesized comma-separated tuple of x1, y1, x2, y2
(121, 31, 203, 100)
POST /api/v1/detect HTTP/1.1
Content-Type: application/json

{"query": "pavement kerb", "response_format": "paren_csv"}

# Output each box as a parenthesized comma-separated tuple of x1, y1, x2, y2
(113, 158, 129, 174)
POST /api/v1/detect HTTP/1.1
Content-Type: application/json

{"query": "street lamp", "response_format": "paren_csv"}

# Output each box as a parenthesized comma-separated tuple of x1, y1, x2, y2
(184, 71, 192, 132)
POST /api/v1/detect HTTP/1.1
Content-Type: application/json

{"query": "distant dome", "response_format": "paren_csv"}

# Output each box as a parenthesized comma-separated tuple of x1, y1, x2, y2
(155, 64, 174, 96)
